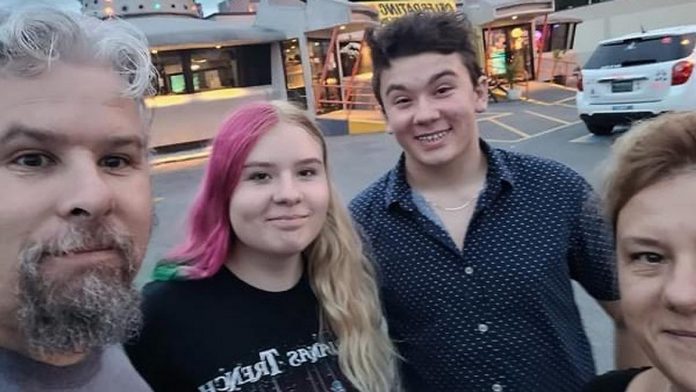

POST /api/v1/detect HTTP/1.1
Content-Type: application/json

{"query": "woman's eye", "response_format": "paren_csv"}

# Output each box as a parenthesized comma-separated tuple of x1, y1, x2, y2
(298, 168, 317, 177)
(11, 153, 54, 168)
(249, 172, 271, 181)
(630, 252, 665, 264)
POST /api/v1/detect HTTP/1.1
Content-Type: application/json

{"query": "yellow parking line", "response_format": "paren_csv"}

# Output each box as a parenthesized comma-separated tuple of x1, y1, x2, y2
(487, 118, 530, 138)
(524, 110, 570, 125)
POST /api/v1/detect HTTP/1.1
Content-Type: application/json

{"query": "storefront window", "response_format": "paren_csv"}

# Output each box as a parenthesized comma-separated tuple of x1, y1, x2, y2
(153, 51, 186, 95)
(152, 44, 272, 96)
(535, 23, 577, 52)
(488, 28, 508, 76)
(189, 48, 239, 92)
(281, 39, 307, 108)
(485, 25, 534, 80)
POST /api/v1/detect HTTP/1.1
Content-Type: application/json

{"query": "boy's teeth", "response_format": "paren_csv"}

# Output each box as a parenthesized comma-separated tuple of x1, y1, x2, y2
(417, 131, 447, 142)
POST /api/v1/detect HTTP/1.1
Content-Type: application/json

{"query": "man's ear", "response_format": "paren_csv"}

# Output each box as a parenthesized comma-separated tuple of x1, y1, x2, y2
(474, 75, 489, 113)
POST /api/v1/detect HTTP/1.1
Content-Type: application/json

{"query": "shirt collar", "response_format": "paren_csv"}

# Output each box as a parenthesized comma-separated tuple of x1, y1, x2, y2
(383, 139, 516, 209)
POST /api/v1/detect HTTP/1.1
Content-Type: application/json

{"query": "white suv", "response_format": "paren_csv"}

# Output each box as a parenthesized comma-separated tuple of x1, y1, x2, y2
(577, 25, 696, 135)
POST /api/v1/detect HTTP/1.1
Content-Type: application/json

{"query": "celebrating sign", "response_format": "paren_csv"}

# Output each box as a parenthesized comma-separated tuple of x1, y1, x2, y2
(361, 1, 457, 23)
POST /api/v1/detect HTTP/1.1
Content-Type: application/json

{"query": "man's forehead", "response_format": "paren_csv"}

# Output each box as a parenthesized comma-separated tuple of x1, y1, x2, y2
(382, 55, 467, 92)
(0, 94, 136, 112)
(0, 62, 129, 109)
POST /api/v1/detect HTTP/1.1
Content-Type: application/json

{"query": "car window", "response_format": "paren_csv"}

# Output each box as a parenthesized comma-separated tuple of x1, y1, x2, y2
(584, 33, 696, 69)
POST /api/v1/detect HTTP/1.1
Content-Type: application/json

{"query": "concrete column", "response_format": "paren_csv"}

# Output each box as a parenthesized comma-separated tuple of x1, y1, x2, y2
(298, 34, 317, 118)
(270, 42, 288, 100)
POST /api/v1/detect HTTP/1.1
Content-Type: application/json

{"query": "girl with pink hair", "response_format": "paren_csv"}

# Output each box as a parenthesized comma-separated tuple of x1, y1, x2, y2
(126, 101, 399, 392)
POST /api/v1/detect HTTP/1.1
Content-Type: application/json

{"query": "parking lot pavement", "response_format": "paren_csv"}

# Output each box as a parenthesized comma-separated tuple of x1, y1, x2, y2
(480, 81, 583, 142)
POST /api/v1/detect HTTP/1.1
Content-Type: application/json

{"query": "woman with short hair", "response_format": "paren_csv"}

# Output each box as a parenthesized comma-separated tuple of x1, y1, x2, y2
(584, 112, 696, 392)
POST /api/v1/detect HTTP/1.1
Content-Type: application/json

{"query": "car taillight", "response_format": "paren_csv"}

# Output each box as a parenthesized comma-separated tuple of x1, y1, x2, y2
(576, 73, 583, 91)
(672, 60, 694, 85)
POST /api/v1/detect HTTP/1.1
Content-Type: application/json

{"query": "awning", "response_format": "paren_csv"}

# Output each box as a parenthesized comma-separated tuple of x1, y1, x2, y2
(461, 0, 554, 26)
(125, 15, 286, 50)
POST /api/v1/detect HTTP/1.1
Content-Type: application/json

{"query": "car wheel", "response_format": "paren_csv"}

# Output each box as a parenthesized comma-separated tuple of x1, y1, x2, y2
(586, 123, 614, 136)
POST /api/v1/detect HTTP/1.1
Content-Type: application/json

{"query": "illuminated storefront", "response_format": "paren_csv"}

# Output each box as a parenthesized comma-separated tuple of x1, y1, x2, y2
(461, 0, 580, 83)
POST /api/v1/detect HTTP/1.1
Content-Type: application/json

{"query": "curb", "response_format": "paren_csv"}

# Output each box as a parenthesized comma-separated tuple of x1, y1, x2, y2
(151, 146, 212, 167)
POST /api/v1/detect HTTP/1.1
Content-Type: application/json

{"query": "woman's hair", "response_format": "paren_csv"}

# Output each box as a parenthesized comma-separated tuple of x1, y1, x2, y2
(0, 4, 154, 100)
(156, 100, 399, 392)
(603, 112, 696, 229)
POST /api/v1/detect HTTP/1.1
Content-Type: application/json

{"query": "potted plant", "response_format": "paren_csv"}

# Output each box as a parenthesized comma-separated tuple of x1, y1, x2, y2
(551, 49, 568, 86)
(505, 55, 524, 100)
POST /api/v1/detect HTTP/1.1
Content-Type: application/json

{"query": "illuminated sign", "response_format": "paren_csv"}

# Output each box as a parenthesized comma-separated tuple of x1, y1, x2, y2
(360, 1, 457, 24)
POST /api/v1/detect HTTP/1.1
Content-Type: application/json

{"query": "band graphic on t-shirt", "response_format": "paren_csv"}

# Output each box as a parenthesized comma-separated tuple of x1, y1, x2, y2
(197, 337, 349, 392)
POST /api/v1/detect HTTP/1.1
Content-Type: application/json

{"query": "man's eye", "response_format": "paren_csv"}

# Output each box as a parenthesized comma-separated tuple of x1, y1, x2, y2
(100, 156, 131, 169)
(11, 153, 54, 168)
(436, 86, 453, 95)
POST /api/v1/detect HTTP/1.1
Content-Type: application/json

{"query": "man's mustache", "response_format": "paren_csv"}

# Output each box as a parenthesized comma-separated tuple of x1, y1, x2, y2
(22, 222, 138, 278)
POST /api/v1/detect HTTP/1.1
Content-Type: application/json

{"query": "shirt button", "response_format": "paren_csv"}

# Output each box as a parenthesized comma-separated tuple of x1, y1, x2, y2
(492, 384, 503, 392)
(464, 266, 474, 275)
(478, 323, 489, 333)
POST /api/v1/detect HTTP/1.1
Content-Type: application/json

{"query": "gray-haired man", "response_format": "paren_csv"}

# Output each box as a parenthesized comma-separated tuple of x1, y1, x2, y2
(0, 5, 155, 391)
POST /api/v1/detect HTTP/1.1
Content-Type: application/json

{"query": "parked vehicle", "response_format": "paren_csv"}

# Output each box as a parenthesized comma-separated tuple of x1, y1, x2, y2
(576, 25, 696, 135)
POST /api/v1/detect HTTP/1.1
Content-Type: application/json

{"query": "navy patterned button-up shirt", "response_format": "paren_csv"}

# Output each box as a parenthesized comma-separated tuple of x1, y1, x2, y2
(349, 142, 618, 392)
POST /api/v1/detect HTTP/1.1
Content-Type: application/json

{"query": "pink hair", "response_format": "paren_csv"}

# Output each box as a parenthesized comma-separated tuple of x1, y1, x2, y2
(164, 102, 281, 279)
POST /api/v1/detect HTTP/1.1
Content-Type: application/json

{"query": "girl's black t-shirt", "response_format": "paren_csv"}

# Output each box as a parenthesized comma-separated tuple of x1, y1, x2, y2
(126, 267, 355, 392)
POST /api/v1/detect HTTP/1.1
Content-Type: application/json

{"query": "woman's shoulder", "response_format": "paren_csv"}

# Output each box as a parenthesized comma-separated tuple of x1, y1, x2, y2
(582, 367, 652, 392)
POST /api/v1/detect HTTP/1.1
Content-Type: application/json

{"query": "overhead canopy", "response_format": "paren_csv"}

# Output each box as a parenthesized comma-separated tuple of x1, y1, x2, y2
(255, 0, 378, 38)
(460, 0, 554, 26)
(125, 15, 286, 50)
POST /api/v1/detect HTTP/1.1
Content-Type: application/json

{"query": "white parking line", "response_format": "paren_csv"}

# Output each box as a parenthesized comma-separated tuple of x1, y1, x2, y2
(487, 118, 530, 138)
(478, 113, 513, 123)
(553, 96, 577, 104)
(524, 110, 571, 125)
(522, 98, 553, 106)
(525, 120, 582, 141)
(569, 134, 597, 144)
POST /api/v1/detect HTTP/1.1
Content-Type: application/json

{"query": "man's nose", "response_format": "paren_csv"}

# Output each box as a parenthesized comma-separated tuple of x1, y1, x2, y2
(413, 97, 441, 125)
(57, 160, 115, 221)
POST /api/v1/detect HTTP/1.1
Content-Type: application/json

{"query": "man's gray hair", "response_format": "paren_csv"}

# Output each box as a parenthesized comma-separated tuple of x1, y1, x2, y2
(0, 5, 155, 99)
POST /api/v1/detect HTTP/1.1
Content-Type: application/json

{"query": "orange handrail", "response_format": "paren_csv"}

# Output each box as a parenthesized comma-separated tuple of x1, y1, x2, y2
(535, 14, 549, 80)
(345, 35, 367, 114)
(316, 26, 340, 111)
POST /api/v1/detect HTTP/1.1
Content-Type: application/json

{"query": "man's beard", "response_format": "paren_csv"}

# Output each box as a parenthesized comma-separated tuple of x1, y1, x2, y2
(16, 223, 143, 357)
